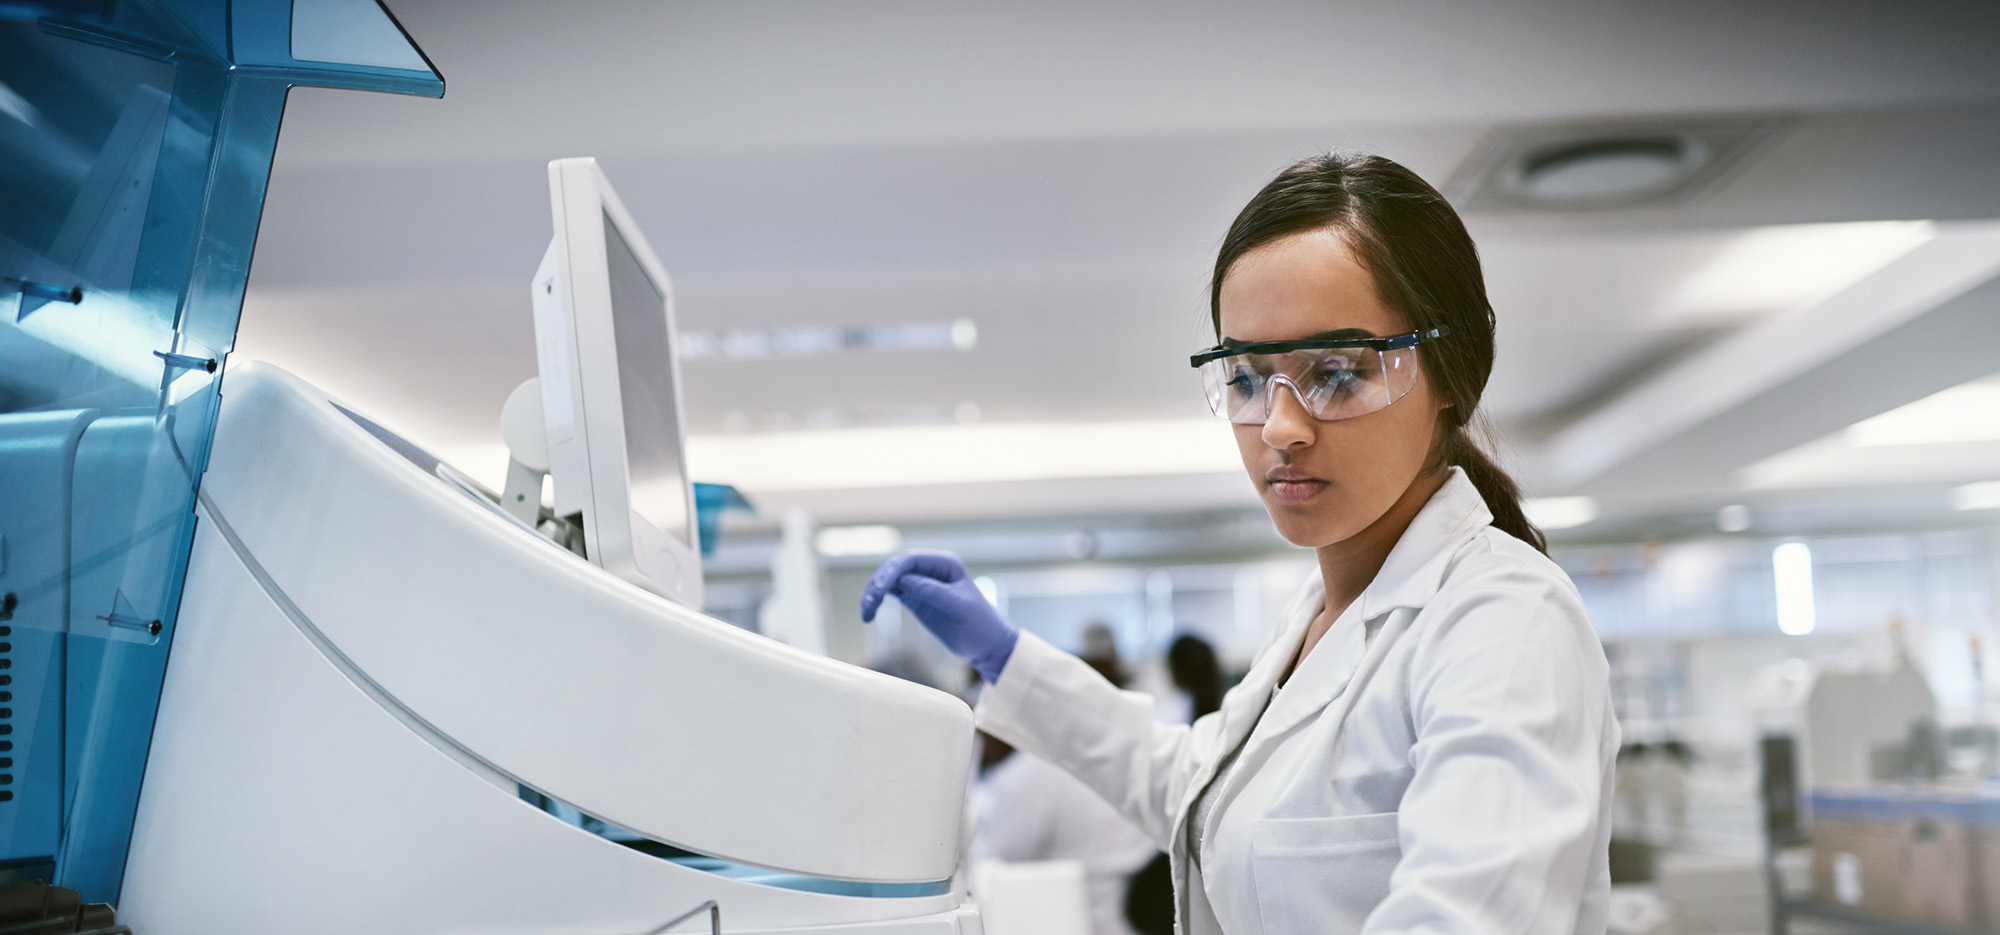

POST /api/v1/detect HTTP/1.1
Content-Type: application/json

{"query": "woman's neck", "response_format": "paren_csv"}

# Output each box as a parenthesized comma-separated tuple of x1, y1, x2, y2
(1317, 469, 1446, 615)
(1284, 468, 1449, 684)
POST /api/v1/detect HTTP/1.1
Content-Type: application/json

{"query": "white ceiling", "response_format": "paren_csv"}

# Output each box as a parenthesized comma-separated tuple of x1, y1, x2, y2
(233, 0, 2000, 546)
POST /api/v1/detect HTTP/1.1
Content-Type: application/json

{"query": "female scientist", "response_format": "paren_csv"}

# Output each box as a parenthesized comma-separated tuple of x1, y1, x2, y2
(862, 153, 1618, 934)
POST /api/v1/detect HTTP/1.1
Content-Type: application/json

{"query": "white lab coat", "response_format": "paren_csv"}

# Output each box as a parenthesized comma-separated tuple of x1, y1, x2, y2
(976, 468, 1619, 935)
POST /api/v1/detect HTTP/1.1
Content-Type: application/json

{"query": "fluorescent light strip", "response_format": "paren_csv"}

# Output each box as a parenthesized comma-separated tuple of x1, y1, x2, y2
(1523, 496, 1598, 530)
(814, 524, 902, 557)
(1773, 541, 1816, 636)
(680, 318, 975, 361)
(686, 419, 1242, 491)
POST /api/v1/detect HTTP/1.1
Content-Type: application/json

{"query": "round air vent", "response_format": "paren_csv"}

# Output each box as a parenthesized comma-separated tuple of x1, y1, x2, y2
(1447, 119, 1777, 213)
(1515, 137, 1709, 204)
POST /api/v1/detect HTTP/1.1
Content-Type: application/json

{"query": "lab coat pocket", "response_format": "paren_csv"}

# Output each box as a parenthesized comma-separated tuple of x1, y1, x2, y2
(1250, 812, 1401, 934)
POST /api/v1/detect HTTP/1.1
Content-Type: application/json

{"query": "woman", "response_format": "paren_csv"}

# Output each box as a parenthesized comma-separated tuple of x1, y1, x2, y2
(862, 153, 1618, 934)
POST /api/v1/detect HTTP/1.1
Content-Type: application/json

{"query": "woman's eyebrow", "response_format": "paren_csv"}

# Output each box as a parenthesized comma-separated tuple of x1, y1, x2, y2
(1217, 327, 1378, 347)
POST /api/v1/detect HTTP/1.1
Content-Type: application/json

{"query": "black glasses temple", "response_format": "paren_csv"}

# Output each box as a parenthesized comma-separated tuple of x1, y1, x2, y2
(1188, 326, 1450, 368)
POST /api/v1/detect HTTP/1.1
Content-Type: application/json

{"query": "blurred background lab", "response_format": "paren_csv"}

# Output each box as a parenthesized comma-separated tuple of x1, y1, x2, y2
(79, 0, 2000, 933)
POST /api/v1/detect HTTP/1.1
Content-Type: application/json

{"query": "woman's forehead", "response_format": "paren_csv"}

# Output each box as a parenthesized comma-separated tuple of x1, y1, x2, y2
(1216, 230, 1403, 342)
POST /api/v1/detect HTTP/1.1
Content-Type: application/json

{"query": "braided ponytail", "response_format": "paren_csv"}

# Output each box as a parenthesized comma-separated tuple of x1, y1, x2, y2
(1210, 152, 1547, 553)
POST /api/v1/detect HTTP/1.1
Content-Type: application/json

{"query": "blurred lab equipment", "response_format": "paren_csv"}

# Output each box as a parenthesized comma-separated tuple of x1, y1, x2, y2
(1748, 655, 1939, 809)
(1747, 632, 2000, 935)
(761, 508, 830, 653)
(972, 858, 1092, 935)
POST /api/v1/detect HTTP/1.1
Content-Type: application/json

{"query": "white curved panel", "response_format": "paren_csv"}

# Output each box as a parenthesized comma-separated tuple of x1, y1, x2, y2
(194, 362, 974, 883)
(125, 519, 969, 933)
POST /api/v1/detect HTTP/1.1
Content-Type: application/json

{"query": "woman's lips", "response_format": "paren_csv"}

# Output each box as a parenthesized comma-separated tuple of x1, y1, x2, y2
(1266, 468, 1328, 503)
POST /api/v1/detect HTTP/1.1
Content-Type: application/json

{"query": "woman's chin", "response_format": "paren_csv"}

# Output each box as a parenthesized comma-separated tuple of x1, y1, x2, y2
(1265, 507, 1349, 549)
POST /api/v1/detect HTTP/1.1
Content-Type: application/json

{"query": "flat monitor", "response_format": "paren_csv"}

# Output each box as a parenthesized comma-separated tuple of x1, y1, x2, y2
(529, 157, 702, 609)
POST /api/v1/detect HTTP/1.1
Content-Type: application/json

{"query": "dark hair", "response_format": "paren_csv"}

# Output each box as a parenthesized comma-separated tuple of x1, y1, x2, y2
(1166, 634, 1224, 720)
(1208, 152, 1546, 553)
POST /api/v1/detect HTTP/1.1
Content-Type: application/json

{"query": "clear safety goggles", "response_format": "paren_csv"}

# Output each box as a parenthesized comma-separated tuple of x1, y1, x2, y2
(1190, 328, 1449, 425)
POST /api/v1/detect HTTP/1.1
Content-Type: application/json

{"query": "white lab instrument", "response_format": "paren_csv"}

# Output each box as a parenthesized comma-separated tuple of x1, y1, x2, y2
(117, 363, 981, 933)
(115, 155, 984, 933)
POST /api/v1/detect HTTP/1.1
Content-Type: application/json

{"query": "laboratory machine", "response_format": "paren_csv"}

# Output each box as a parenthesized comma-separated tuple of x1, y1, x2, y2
(1, 3, 983, 932)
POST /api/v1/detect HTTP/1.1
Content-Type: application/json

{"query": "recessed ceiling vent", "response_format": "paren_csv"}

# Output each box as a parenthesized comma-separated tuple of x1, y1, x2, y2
(1450, 118, 1783, 212)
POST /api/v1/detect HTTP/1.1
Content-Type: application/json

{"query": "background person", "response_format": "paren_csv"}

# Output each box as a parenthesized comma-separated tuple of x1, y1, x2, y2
(1166, 634, 1225, 724)
(972, 631, 1160, 935)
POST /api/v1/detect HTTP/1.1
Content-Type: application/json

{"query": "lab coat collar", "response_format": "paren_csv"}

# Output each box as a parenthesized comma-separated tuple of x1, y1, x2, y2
(1354, 466, 1492, 621)
(1198, 469, 1493, 819)
(1257, 466, 1492, 656)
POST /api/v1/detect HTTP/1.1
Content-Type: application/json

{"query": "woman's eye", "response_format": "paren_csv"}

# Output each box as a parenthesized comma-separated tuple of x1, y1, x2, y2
(1224, 371, 1263, 397)
(1310, 367, 1360, 393)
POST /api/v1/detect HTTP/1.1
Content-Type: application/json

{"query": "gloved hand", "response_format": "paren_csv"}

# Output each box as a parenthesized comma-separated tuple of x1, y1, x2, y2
(861, 550, 1018, 684)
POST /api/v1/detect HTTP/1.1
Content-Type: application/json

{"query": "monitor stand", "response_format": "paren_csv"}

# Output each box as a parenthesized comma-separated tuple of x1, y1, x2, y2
(499, 378, 551, 527)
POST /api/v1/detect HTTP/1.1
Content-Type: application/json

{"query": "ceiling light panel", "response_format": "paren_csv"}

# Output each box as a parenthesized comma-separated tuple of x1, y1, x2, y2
(1846, 374, 2000, 447)
(1951, 481, 2000, 512)
(1739, 371, 2000, 490)
(1661, 220, 1935, 321)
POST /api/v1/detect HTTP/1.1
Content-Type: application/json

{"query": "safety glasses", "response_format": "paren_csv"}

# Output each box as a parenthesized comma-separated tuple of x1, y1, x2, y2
(1190, 328, 1448, 425)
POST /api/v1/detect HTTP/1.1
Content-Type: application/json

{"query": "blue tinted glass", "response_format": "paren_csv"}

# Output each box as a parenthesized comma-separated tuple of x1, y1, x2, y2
(0, 0, 438, 904)
(517, 786, 953, 899)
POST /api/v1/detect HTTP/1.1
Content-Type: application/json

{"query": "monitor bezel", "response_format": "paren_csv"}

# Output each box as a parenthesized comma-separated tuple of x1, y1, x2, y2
(532, 156, 703, 610)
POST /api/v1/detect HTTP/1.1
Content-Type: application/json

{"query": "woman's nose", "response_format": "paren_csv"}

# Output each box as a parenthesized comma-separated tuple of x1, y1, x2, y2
(1260, 378, 1316, 449)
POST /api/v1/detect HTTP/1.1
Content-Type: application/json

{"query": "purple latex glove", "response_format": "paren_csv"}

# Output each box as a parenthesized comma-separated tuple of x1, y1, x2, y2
(861, 550, 1018, 684)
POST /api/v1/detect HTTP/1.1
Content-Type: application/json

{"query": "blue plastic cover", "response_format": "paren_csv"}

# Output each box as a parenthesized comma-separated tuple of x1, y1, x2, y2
(1808, 789, 1917, 824)
(693, 482, 754, 556)
(1807, 787, 1992, 825)
(1912, 795, 1982, 824)
(0, 0, 439, 904)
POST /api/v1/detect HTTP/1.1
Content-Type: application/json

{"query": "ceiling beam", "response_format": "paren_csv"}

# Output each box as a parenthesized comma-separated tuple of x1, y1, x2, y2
(1537, 222, 2000, 497)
